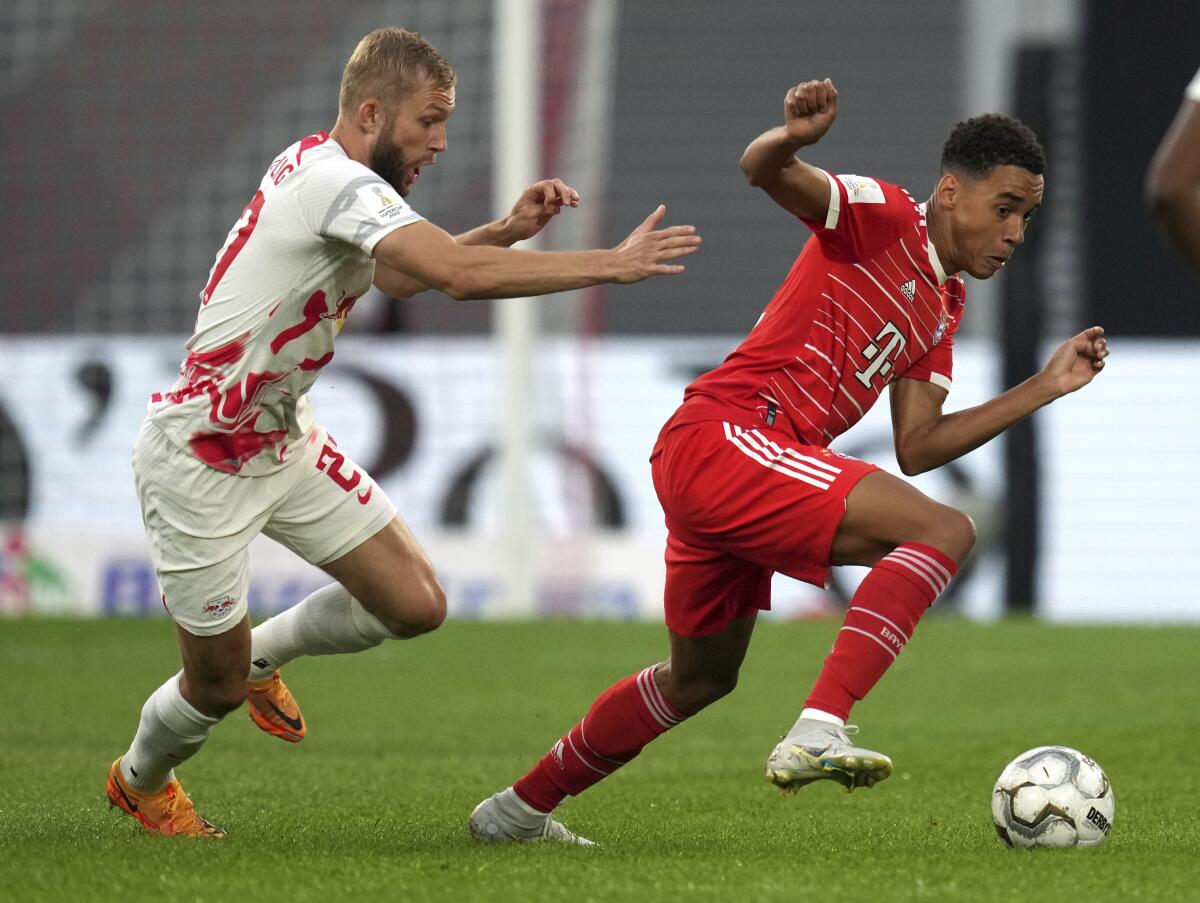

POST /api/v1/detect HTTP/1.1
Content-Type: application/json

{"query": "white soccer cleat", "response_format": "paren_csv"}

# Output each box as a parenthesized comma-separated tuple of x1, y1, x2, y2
(469, 788, 594, 846)
(765, 719, 893, 794)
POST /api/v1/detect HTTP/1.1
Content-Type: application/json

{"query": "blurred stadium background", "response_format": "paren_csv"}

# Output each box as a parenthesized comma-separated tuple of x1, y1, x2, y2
(3, 0, 1199, 627)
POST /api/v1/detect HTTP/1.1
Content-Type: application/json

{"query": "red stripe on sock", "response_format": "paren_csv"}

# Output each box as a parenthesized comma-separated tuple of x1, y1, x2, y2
(805, 543, 957, 720)
(513, 666, 685, 813)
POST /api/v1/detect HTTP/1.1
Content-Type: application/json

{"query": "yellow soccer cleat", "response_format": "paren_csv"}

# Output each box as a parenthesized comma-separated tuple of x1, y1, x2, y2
(106, 758, 225, 837)
(246, 669, 306, 743)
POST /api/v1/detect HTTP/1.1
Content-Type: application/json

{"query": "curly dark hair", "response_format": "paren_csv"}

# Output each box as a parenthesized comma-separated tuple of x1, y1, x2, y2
(940, 114, 1045, 178)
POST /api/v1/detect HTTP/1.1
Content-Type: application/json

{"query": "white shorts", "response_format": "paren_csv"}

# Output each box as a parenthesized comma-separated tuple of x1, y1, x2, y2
(132, 419, 396, 636)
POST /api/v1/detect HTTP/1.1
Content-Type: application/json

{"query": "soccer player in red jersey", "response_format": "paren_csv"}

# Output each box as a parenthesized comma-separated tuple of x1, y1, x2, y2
(470, 78, 1110, 845)
(1147, 65, 1200, 277)
(104, 27, 700, 838)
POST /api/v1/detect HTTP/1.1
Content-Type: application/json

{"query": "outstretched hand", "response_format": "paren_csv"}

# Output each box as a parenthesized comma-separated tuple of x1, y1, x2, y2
(785, 78, 839, 147)
(504, 178, 581, 242)
(612, 205, 701, 283)
(1040, 326, 1109, 396)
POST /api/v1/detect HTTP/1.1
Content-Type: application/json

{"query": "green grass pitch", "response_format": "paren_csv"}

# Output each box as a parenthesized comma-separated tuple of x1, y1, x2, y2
(1, 616, 1198, 902)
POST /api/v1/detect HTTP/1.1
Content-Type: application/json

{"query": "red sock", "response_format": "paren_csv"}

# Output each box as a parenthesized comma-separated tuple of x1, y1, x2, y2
(805, 542, 957, 720)
(513, 665, 686, 813)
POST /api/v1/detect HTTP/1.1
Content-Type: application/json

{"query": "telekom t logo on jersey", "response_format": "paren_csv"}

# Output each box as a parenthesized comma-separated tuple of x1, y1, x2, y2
(855, 322, 906, 388)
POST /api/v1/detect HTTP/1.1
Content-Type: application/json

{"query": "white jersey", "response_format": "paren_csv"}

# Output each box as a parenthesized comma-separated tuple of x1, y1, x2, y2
(1188, 65, 1200, 102)
(148, 132, 421, 475)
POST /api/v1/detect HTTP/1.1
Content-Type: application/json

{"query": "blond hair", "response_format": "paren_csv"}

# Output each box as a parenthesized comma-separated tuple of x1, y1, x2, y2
(339, 28, 456, 113)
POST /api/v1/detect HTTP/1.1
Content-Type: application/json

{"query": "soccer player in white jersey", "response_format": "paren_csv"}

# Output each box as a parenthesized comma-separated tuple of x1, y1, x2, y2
(1147, 65, 1200, 276)
(104, 27, 701, 837)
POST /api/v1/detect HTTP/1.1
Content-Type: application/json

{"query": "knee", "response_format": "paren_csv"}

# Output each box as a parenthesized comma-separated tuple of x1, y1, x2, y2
(915, 505, 976, 565)
(690, 672, 740, 712)
(183, 675, 247, 718)
(945, 508, 977, 562)
(707, 672, 740, 705)
(663, 668, 739, 715)
(381, 573, 447, 638)
(406, 575, 447, 636)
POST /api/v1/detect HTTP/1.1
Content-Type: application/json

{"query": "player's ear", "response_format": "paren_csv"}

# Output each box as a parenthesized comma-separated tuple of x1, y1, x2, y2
(358, 99, 384, 135)
(935, 171, 961, 210)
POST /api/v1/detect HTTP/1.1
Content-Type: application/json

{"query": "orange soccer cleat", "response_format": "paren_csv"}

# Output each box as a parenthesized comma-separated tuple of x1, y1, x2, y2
(106, 758, 225, 837)
(246, 669, 306, 743)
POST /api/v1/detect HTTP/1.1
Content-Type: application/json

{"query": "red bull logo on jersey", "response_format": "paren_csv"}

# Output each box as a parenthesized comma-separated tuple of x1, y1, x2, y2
(201, 595, 236, 621)
(322, 291, 358, 323)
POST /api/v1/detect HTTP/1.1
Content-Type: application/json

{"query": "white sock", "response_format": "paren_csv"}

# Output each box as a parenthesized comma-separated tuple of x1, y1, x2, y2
(499, 786, 550, 823)
(121, 673, 221, 792)
(794, 707, 846, 729)
(248, 583, 393, 681)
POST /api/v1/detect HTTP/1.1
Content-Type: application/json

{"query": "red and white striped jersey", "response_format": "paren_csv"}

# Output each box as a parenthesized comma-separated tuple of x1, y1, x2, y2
(147, 133, 422, 475)
(678, 171, 965, 447)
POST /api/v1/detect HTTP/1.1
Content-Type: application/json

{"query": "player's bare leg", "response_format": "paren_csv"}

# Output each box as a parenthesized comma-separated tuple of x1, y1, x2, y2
(654, 614, 758, 715)
(830, 470, 976, 570)
(767, 471, 974, 793)
(246, 516, 446, 740)
(470, 617, 756, 845)
(319, 515, 447, 638)
(108, 616, 250, 836)
(177, 615, 255, 716)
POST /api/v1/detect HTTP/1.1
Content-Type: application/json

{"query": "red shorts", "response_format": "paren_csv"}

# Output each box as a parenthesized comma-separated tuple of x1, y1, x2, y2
(650, 419, 878, 637)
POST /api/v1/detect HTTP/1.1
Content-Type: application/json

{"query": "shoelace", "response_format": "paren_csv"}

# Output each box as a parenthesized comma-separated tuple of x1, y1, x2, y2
(160, 782, 211, 833)
(159, 783, 183, 820)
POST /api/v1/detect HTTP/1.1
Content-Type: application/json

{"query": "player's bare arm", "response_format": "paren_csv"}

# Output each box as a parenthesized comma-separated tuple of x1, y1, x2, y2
(374, 178, 582, 298)
(372, 203, 699, 300)
(739, 78, 838, 221)
(1146, 89, 1200, 278)
(889, 326, 1109, 475)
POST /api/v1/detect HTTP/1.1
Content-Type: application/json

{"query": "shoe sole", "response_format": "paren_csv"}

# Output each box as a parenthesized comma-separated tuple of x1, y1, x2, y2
(766, 746, 894, 795)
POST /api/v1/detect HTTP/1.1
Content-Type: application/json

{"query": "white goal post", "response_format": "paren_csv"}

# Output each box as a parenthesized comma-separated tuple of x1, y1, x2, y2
(494, 0, 540, 616)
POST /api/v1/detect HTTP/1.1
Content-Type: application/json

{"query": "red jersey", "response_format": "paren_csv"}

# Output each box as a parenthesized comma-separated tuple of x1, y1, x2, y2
(674, 171, 965, 447)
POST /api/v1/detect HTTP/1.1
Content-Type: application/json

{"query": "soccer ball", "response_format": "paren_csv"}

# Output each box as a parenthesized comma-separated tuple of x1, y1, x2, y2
(991, 746, 1115, 848)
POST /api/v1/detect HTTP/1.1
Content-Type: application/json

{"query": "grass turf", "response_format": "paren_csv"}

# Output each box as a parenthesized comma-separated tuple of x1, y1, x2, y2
(0, 616, 1197, 902)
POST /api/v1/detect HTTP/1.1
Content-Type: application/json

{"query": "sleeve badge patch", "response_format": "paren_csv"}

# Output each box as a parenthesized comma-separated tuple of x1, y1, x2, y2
(836, 174, 886, 205)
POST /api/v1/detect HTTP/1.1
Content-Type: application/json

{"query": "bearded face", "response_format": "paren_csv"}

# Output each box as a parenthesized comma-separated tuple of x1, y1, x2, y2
(364, 76, 453, 197)
(368, 120, 417, 197)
